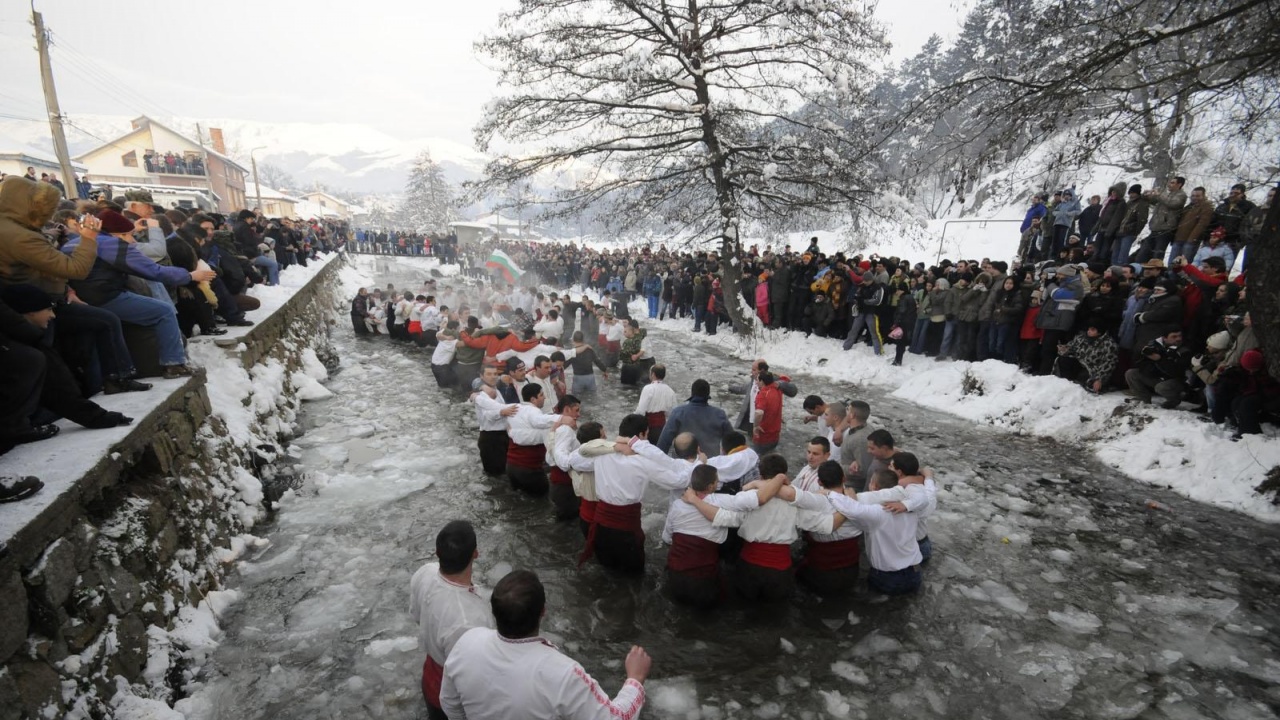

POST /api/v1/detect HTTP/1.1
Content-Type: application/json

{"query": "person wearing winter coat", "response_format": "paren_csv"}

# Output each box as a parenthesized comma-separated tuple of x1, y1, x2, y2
(909, 281, 931, 355)
(803, 293, 834, 337)
(1112, 185, 1149, 265)
(753, 270, 771, 326)
(1051, 187, 1082, 259)
(1136, 177, 1187, 263)
(1169, 186, 1215, 264)
(1092, 182, 1128, 262)
(1209, 184, 1256, 248)
(889, 285, 917, 366)
(1213, 349, 1277, 436)
(1078, 278, 1125, 337)
(1054, 323, 1119, 393)
(1126, 329, 1191, 408)
(1034, 265, 1084, 375)
(976, 263, 1007, 359)
(1020, 194, 1048, 233)
(768, 262, 791, 329)
(691, 275, 708, 332)
(643, 273, 662, 318)
(924, 278, 950, 357)
(1130, 281, 1184, 355)
(843, 272, 886, 354)
(1017, 217, 1046, 263)
(991, 276, 1026, 364)
(951, 273, 986, 361)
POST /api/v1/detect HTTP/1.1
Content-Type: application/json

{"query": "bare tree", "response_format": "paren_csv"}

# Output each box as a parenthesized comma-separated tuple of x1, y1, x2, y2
(257, 163, 295, 191)
(473, 0, 888, 333)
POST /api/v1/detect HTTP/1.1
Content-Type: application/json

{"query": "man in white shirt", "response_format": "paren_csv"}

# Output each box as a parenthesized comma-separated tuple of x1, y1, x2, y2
(824, 454, 937, 595)
(664, 466, 784, 609)
(546, 395, 583, 521)
(506, 384, 571, 495)
(604, 315, 625, 367)
(682, 453, 841, 601)
(410, 521, 493, 720)
(634, 364, 678, 439)
(441, 570, 650, 720)
(567, 421, 613, 537)
(528, 356, 560, 414)
(794, 437, 832, 492)
(797, 460, 863, 596)
(705, 431, 759, 494)
(566, 414, 691, 573)
(472, 362, 518, 475)
(854, 451, 939, 563)
(431, 326, 459, 388)
(533, 308, 563, 342)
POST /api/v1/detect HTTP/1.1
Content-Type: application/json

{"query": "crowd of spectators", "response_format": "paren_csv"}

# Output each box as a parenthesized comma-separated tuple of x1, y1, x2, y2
(143, 151, 205, 176)
(349, 228, 460, 263)
(0, 175, 348, 500)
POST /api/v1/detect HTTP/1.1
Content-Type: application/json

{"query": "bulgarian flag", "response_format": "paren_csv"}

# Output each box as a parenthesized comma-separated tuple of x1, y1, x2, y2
(486, 249, 524, 283)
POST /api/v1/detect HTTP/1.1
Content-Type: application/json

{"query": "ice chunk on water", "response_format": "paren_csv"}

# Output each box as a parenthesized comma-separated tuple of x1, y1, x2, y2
(779, 638, 796, 654)
(818, 689, 851, 718)
(1040, 570, 1066, 584)
(830, 661, 869, 686)
(485, 562, 513, 585)
(1049, 549, 1073, 563)
(1048, 606, 1102, 634)
(364, 636, 417, 657)
(648, 677, 700, 719)
(981, 580, 1029, 614)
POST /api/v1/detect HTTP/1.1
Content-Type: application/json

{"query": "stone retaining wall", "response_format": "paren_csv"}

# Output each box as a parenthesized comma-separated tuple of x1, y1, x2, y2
(0, 256, 346, 719)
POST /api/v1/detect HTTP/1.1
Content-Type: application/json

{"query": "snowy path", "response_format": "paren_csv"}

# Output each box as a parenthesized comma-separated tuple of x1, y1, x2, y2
(183, 271, 1280, 720)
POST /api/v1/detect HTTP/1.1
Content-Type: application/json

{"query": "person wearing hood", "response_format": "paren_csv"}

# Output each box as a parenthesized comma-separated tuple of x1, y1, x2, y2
(1034, 263, 1085, 375)
(1136, 177, 1188, 263)
(656, 379, 733, 458)
(1050, 187, 1082, 258)
(1092, 182, 1129, 262)
(62, 209, 213, 379)
(1112, 185, 1149, 265)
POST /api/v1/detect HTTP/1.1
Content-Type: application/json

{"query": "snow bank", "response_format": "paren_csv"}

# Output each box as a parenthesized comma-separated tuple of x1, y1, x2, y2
(647, 316, 1280, 522)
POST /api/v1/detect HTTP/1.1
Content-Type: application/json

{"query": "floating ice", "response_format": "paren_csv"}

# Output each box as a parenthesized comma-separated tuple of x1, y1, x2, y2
(1048, 606, 1103, 634)
(364, 636, 417, 657)
(830, 661, 869, 686)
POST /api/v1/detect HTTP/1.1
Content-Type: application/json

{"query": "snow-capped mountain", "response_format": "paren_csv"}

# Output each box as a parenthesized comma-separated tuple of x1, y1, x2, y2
(0, 114, 487, 194)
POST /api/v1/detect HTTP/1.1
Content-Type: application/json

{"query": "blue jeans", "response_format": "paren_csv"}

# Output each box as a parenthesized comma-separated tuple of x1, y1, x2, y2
(868, 566, 922, 595)
(976, 320, 997, 360)
(572, 374, 597, 394)
(909, 318, 930, 354)
(146, 280, 173, 305)
(918, 536, 933, 563)
(1167, 240, 1197, 265)
(101, 291, 186, 366)
(693, 306, 705, 332)
(253, 255, 280, 285)
(1111, 235, 1137, 266)
(647, 295, 659, 318)
(995, 322, 1019, 364)
(939, 319, 958, 357)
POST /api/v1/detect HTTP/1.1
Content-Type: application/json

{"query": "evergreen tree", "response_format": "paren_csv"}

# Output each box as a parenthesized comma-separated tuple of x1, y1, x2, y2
(400, 151, 454, 233)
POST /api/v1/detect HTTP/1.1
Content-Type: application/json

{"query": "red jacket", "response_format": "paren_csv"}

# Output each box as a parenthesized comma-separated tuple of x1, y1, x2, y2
(1178, 264, 1226, 327)
(460, 330, 539, 358)
(753, 384, 783, 445)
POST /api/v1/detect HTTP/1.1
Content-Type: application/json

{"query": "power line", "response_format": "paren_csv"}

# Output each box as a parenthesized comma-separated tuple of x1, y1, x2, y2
(46, 29, 187, 123)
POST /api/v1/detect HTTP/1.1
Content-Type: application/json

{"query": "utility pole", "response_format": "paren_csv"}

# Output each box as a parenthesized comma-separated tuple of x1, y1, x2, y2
(249, 146, 266, 211)
(32, 7, 76, 195)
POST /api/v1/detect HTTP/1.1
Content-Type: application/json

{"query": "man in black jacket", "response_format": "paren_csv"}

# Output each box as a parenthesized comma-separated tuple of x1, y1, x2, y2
(1125, 329, 1190, 408)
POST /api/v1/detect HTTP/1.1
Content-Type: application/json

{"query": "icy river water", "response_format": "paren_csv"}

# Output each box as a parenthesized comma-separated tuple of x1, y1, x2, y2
(184, 257, 1280, 720)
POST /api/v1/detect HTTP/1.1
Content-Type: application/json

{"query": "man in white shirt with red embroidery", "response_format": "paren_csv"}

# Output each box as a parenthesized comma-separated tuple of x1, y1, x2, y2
(441, 570, 650, 720)
(410, 521, 494, 720)
(634, 364, 677, 439)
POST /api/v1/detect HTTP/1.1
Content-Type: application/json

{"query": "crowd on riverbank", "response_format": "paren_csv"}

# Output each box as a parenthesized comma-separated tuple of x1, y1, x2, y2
(0, 174, 348, 502)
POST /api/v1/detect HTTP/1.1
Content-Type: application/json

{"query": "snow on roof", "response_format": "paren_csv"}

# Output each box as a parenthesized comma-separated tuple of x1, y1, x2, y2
(0, 144, 87, 171)
(244, 181, 302, 203)
(292, 198, 341, 219)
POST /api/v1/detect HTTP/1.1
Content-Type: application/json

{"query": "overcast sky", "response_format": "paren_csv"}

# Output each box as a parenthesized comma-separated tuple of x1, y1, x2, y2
(0, 0, 966, 146)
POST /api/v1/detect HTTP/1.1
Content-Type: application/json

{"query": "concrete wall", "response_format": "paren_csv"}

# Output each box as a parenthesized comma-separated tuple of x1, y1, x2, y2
(0, 257, 346, 719)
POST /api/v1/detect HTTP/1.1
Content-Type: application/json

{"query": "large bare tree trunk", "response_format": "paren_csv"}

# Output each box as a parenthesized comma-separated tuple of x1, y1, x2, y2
(1246, 184, 1280, 380)
(719, 233, 750, 334)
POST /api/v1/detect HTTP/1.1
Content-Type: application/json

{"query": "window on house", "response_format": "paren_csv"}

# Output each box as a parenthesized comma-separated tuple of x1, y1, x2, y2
(122, 150, 138, 167)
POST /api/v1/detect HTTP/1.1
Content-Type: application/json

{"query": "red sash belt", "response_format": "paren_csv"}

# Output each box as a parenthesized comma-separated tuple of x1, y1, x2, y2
(803, 536, 860, 572)
(578, 501, 642, 566)
(506, 440, 545, 469)
(607, 340, 621, 353)
(598, 334, 608, 347)
(408, 320, 422, 335)
(579, 499, 597, 523)
(645, 411, 666, 434)
(667, 533, 720, 577)
(549, 467, 572, 486)
(740, 540, 792, 571)
(421, 655, 443, 707)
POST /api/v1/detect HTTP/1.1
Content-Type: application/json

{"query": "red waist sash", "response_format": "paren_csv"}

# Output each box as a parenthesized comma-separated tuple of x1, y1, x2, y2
(804, 535, 860, 572)
(506, 440, 545, 469)
(578, 501, 642, 566)
(598, 334, 608, 346)
(421, 655, 443, 707)
(580, 499, 597, 523)
(549, 466, 572, 486)
(645, 411, 666, 432)
(607, 340, 621, 352)
(667, 533, 720, 577)
(408, 320, 422, 335)
(740, 540, 792, 571)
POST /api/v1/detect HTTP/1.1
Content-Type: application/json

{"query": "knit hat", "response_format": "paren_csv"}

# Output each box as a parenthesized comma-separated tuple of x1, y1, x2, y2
(97, 209, 136, 235)
(1056, 264, 1078, 277)
(1240, 349, 1265, 372)
(1205, 331, 1232, 351)
(1209, 226, 1227, 239)
(237, 209, 256, 221)
(1128, 184, 1143, 195)
(861, 271, 874, 284)
(0, 284, 54, 314)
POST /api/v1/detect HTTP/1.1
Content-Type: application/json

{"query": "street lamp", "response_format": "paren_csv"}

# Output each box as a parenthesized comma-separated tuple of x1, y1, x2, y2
(249, 146, 267, 212)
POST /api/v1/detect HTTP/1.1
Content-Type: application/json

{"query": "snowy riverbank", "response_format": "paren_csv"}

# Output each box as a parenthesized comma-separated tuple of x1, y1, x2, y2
(643, 310, 1280, 522)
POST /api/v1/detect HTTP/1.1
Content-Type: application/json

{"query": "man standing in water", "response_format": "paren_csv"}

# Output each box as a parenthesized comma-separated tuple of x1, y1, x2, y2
(634, 364, 677, 440)
(441, 570, 650, 720)
(472, 362, 518, 476)
(410, 521, 493, 720)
